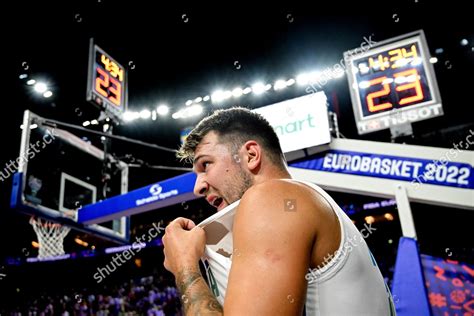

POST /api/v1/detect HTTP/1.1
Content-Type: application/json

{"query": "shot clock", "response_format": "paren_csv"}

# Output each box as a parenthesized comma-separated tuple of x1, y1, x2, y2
(87, 39, 128, 122)
(344, 30, 442, 134)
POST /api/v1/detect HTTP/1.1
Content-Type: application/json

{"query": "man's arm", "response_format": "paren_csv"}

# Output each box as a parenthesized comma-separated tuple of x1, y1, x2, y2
(163, 180, 317, 315)
(223, 180, 316, 315)
(175, 265, 223, 315)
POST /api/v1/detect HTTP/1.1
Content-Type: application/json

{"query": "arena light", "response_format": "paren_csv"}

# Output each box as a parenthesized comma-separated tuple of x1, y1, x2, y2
(365, 216, 375, 224)
(123, 111, 139, 122)
(308, 71, 323, 83)
(135, 258, 142, 267)
(33, 82, 48, 93)
(140, 109, 151, 119)
(121, 64, 348, 123)
(296, 73, 310, 85)
(251, 82, 266, 95)
(82, 121, 91, 127)
(429, 57, 438, 64)
(26, 79, 36, 85)
(274, 79, 287, 90)
(189, 104, 203, 116)
(157, 105, 169, 116)
(43, 91, 53, 98)
(223, 90, 232, 99)
(74, 238, 89, 247)
(172, 104, 203, 120)
(211, 90, 225, 102)
(232, 87, 243, 97)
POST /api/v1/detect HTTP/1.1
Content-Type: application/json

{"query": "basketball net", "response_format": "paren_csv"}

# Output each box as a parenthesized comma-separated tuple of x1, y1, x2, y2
(30, 217, 71, 259)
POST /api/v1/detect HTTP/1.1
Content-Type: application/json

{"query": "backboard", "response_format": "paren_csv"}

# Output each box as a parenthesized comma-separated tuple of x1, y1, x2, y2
(11, 110, 130, 243)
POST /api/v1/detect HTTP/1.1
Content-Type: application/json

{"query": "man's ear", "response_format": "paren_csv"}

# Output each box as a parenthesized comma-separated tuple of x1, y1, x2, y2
(243, 140, 261, 172)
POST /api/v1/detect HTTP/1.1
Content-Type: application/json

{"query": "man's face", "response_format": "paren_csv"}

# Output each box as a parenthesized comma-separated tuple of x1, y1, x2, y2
(193, 131, 253, 211)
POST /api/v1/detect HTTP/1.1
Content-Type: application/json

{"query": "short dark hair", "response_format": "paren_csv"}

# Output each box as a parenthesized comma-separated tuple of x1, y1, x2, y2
(177, 107, 285, 167)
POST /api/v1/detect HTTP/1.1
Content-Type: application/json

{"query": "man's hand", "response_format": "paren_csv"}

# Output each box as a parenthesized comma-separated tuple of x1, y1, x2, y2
(162, 217, 206, 276)
(163, 218, 223, 315)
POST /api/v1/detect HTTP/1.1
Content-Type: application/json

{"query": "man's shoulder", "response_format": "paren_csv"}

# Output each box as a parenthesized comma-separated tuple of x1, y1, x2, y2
(242, 178, 312, 198)
(241, 179, 327, 211)
(235, 179, 323, 233)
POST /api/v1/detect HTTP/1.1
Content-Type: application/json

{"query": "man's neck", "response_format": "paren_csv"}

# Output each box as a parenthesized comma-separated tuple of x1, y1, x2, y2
(253, 166, 292, 185)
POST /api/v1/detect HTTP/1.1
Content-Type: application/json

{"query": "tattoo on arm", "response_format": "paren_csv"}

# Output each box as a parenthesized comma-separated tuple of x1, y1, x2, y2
(176, 266, 223, 315)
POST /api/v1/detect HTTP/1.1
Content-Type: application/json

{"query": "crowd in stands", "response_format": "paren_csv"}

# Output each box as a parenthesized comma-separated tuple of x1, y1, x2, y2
(2, 273, 183, 315)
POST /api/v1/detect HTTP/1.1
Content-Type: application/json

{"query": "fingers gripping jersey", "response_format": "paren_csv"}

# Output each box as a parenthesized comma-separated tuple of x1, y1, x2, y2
(198, 199, 239, 304)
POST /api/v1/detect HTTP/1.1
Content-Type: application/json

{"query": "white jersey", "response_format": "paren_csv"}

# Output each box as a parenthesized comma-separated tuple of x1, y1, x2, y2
(198, 180, 396, 316)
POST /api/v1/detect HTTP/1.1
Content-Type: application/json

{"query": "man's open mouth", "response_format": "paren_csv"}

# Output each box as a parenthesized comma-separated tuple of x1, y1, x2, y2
(212, 197, 223, 208)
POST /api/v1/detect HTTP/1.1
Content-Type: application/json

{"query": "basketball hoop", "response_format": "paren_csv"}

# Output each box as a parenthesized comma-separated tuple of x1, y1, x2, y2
(29, 217, 71, 259)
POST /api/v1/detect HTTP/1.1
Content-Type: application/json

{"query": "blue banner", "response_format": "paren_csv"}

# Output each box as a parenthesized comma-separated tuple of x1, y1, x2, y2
(421, 254, 474, 315)
(78, 172, 197, 224)
(290, 150, 473, 189)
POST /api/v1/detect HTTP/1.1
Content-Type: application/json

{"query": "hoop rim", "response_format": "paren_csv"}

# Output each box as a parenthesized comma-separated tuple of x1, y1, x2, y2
(29, 216, 68, 229)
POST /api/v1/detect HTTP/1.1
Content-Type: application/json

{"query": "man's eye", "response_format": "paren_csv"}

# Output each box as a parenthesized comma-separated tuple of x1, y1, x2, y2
(202, 162, 210, 169)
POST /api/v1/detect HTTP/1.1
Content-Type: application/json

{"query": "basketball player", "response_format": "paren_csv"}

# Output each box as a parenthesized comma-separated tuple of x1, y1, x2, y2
(162, 108, 395, 315)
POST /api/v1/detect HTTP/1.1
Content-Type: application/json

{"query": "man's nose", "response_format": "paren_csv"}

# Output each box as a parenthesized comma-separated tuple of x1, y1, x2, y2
(194, 175, 208, 196)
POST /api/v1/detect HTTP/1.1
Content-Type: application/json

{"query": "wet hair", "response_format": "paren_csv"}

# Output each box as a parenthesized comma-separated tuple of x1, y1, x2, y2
(177, 107, 285, 168)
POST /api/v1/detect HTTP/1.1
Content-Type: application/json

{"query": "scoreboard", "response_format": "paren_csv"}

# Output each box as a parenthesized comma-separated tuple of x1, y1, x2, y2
(87, 39, 128, 122)
(344, 30, 442, 134)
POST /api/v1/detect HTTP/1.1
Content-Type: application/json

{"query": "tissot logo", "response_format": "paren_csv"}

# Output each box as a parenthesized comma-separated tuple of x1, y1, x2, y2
(149, 184, 163, 196)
